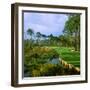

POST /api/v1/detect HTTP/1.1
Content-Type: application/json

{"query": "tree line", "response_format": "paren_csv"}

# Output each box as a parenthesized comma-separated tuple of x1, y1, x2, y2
(25, 14, 80, 51)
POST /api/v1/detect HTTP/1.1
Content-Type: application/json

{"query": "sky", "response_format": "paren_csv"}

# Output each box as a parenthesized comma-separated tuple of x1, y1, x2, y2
(24, 12, 68, 39)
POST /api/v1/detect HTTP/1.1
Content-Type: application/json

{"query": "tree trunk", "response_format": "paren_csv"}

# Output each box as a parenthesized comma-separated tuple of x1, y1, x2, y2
(74, 31, 78, 51)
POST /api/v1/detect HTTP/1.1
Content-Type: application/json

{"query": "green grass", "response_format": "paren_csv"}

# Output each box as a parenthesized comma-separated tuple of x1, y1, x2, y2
(50, 47, 80, 68)
(24, 46, 80, 77)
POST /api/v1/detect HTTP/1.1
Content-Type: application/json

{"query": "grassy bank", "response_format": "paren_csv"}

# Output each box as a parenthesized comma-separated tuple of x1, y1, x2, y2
(50, 47, 80, 68)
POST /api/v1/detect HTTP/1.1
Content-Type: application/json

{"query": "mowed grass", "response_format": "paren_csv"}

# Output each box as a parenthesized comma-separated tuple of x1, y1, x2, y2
(50, 47, 80, 68)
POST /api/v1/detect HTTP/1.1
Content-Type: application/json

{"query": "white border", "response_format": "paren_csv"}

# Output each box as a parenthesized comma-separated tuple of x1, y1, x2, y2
(18, 6, 86, 84)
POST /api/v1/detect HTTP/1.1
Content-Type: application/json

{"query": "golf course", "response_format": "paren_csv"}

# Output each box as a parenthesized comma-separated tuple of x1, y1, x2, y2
(24, 12, 80, 77)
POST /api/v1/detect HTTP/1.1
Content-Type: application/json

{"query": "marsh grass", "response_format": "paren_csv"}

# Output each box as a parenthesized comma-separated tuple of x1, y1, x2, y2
(24, 46, 80, 77)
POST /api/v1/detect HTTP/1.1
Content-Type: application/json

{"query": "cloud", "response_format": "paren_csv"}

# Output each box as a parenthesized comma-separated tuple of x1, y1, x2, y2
(24, 12, 68, 37)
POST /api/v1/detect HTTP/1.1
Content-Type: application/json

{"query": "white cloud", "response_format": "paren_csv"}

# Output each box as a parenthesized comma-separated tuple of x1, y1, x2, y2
(24, 12, 68, 36)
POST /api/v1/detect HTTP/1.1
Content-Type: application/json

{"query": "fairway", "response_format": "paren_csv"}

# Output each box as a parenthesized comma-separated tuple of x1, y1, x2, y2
(50, 47, 80, 68)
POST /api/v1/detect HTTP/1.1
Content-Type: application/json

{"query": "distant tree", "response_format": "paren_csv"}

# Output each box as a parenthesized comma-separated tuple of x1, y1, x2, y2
(48, 34, 54, 45)
(40, 34, 47, 45)
(59, 35, 67, 46)
(27, 28, 34, 48)
(36, 32, 42, 45)
(41, 34, 47, 40)
(27, 28, 34, 40)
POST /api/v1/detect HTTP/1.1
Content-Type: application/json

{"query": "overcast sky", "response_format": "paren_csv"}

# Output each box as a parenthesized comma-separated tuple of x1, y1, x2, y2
(24, 12, 68, 38)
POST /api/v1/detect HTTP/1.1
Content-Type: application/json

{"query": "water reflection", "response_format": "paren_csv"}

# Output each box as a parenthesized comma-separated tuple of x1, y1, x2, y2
(49, 58, 61, 64)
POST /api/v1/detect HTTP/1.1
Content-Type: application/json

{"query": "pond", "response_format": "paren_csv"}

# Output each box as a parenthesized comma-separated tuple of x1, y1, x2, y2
(48, 58, 61, 64)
